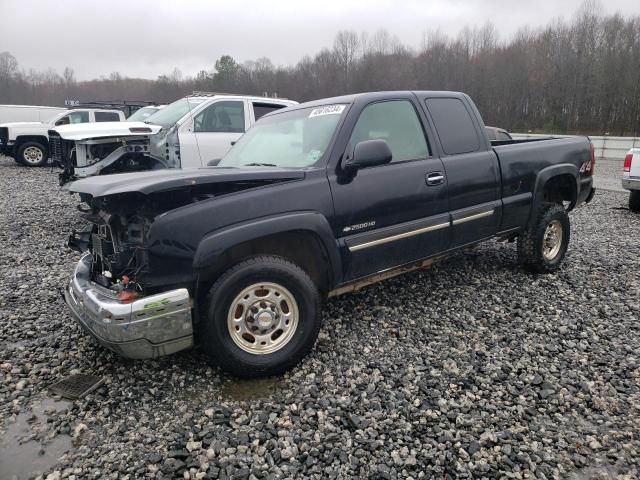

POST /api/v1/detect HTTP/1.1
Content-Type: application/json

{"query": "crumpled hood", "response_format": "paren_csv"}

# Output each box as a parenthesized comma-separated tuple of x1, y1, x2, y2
(68, 167, 305, 198)
(52, 121, 162, 140)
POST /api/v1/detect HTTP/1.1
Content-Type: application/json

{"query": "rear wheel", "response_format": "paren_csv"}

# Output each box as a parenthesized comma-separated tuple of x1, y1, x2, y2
(517, 204, 570, 273)
(17, 141, 48, 166)
(629, 190, 640, 213)
(200, 256, 321, 378)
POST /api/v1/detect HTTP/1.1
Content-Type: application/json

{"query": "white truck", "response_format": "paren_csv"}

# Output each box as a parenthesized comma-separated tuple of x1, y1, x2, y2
(49, 93, 297, 184)
(622, 148, 640, 212)
(0, 108, 126, 166)
(0, 104, 68, 124)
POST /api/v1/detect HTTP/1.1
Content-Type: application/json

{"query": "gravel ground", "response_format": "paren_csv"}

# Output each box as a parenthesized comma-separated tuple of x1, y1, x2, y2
(1, 155, 639, 480)
(593, 158, 625, 193)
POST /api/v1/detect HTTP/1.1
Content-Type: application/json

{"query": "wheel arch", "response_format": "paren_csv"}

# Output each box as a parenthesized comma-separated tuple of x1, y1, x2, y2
(530, 164, 579, 223)
(192, 212, 341, 310)
(15, 135, 49, 150)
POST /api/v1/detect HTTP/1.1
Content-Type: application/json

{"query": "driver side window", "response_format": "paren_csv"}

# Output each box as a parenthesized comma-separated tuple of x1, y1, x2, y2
(69, 111, 90, 124)
(55, 111, 90, 126)
(194, 101, 245, 133)
(349, 100, 430, 163)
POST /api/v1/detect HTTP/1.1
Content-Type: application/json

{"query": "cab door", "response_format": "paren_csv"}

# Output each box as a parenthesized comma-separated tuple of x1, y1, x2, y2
(328, 97, 450, 281)
(179, 100, 249, 166)
(423, 96, 501, 247)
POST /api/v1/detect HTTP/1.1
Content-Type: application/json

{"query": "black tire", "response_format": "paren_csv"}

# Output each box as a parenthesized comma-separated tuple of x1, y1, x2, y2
(200, 256, 321, 378)
(16, 141, 48, 167)
(517, 204, 570, 273)
(629, 191, 640, 213)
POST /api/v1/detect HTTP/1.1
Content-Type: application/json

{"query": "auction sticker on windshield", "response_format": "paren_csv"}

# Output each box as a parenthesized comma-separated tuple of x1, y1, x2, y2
(309, 105, 345, 117)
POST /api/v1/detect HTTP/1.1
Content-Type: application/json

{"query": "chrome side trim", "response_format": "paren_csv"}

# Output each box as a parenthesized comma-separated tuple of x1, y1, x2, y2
(348, 221, 449, 252)
(452, 209, 494, 226)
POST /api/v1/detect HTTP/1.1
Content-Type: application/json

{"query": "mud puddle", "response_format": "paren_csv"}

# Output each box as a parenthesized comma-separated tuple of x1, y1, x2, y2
(219, 376, 283, 401)
(0, 398, 73, 480)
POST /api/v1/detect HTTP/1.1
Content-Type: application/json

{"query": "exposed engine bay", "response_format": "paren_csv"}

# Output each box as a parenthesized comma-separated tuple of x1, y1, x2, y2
(49, 125, 170, 185)
(66, 173, 296, 298)
(69, 198, 156, 301)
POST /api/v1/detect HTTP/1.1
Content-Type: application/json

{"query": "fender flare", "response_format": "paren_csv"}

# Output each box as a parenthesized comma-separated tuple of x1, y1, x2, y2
(193, 211, 342, 286)
(16, 134, 49, 149)
(530, 163, 579, 222)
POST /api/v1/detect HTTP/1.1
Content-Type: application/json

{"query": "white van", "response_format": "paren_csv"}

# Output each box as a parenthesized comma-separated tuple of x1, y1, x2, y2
(0, 104, 67, 124)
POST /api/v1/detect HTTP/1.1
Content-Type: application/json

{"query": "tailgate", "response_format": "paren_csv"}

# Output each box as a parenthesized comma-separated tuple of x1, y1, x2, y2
(630, 149, 640, 178)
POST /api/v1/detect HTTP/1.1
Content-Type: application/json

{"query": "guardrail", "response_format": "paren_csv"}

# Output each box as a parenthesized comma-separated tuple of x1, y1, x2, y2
(512, 134, 639, 160)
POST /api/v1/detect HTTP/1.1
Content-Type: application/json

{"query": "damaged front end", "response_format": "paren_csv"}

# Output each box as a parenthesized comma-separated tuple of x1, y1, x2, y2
(68, 203, 152, 297)
(62, 166, 306, 359)
(50, 123, 164, 185)
(64, 191, 196, 359)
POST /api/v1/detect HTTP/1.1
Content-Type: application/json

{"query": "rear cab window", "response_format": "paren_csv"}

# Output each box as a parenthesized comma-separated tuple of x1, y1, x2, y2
(94, 111, 121, 122)
(252, 103, 287, 121)
(425, 98, 481, 155)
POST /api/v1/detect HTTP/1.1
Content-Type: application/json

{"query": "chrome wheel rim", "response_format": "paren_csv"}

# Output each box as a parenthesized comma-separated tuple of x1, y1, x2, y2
(23, 146, 43, 164)
(227, 282, 299, 355)
(543, 219, 563, 260)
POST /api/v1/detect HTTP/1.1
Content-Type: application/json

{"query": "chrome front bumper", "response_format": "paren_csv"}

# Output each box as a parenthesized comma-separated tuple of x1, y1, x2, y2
(622, 177, 640, 191)
(64, 254, 194, 359)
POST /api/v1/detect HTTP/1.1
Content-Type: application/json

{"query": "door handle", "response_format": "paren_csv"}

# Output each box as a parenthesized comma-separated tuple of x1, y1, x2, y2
(426, 172, 445, 186)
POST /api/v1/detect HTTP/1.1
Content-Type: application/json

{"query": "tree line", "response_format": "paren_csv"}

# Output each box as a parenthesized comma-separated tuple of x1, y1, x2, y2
(1, 2, 639, 135)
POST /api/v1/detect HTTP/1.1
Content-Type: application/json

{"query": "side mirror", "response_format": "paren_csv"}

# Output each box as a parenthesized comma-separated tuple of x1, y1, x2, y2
(207, 158, 221, 166)
(343, 139, 392, 171)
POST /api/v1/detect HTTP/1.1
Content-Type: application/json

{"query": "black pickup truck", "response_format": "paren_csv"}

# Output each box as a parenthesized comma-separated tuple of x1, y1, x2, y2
(64, 91, 595, 377)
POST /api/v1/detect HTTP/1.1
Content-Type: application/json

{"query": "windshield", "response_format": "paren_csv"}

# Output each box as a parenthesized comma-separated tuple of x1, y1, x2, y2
(218, 105, 346, 168)
(128, 106, 159, 122)
(144, 98, 205, 127)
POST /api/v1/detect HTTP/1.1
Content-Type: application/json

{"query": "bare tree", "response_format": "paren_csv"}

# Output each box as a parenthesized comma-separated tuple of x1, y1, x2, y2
(1, 2, 639, 135)
(333, 30, 359, 92)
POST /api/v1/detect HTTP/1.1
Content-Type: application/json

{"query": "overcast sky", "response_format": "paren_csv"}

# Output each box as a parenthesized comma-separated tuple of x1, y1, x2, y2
(1, 0, 638, 80)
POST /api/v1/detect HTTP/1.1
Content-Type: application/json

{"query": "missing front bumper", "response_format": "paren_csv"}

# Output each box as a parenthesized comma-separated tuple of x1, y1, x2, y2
(64, 254, 194, 359)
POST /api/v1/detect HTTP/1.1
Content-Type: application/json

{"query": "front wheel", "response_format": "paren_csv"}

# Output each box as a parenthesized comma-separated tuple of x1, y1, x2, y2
(17, 141, 48, 166)
(629, 190, 640, 213)
(517, 204, 570, 273)
(200, 256, 321, 378)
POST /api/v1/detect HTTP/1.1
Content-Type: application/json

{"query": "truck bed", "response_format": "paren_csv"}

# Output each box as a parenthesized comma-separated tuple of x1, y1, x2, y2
(489, 137, 554, 147)
(492, 136, 593, 230)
